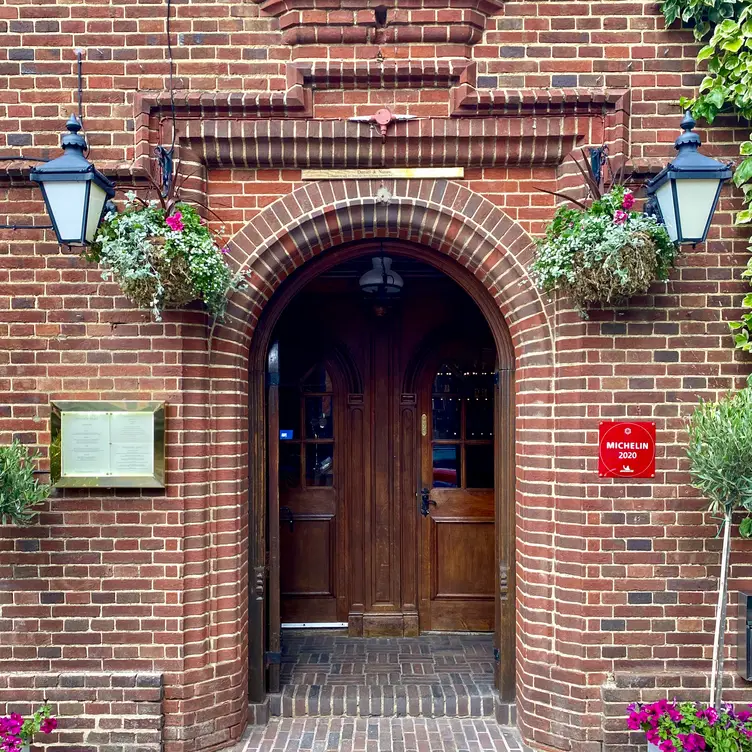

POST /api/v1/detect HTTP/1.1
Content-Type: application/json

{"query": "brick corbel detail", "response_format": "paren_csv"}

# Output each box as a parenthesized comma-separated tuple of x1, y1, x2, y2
(290, 59, 474, 90)
(133, 88, 628, 173)
(451, 85, 629, 119)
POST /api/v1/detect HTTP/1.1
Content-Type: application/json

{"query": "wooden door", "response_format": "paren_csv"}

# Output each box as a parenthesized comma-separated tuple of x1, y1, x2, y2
(419, 353, 496, 631)
(279, 362, 343, 625)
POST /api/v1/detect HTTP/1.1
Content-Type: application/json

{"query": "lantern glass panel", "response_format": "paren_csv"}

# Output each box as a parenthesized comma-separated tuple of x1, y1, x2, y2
(85, 182, 108, 244)
(43, 181, 88, 244)
(674, 178, 720, 243)
(655, 181, 678, 244)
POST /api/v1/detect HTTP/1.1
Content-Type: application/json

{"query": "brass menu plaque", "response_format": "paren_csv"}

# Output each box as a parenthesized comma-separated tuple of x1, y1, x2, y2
(50, 401, 165, 488)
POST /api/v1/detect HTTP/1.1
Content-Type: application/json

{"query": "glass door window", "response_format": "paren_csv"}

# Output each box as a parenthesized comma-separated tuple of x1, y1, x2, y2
(431, 363, 494, 489)
(280, 363, 335, 488)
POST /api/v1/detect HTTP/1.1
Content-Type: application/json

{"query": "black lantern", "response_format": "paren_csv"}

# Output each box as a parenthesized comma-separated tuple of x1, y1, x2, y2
(646, 111, 732, 246)
(30, 115, 115, 246)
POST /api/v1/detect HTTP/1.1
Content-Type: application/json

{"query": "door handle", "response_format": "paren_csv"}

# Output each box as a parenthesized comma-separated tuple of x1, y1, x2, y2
(419, 487, 437, 517)
(280, 506, 294, 532)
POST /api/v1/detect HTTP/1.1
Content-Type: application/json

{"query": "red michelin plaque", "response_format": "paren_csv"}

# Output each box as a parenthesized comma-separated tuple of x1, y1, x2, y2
(598, 421, 656, 478)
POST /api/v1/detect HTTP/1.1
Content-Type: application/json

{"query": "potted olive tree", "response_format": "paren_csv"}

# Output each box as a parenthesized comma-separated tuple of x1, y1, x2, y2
(686, 374, 752, 708)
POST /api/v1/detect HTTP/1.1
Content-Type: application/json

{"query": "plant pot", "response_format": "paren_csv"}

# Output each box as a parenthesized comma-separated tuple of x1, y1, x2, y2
(119, 237, 197, 312)
(21, 745, 30, 752)
(648, 742, 660, 752)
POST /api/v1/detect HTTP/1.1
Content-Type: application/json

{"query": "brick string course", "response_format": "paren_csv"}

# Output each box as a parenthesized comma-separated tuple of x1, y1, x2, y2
(1, 1, 752, 752)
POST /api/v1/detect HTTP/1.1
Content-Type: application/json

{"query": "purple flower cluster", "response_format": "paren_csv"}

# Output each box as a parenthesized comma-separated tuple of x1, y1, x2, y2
(0, 706, 57, 752)
(627, 700, 752, 752)
(0, 714, 23, 752)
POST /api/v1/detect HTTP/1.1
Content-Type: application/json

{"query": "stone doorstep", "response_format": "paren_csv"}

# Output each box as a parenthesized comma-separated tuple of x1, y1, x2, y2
(268, 683, 497, 718)
(228, 716, 530, 752)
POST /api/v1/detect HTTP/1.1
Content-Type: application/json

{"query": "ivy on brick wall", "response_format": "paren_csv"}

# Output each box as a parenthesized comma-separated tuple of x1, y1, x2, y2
(663, 0, 752, 352)
(661, 0, 745, 40)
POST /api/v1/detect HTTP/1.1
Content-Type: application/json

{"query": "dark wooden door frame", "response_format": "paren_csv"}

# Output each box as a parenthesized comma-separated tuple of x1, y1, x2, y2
(247, 239, 517, 703)
(267, 342, 281, 693)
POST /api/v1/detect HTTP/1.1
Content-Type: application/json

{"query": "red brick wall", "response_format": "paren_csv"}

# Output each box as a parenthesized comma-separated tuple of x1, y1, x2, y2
(0, 672, 163, 752)
(1, 1, 752, 752)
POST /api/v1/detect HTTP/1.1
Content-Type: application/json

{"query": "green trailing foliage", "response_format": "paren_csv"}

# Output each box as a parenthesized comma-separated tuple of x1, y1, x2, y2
(663, 0, 752, 353)
(661, 0, 746, 40)
(687, 8, 752, 125)
(0, 439, 50, 526)
(687, 374, 752, 533)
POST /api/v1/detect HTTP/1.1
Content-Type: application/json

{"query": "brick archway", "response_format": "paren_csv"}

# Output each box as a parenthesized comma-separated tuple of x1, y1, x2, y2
(222, 179, 551, 359)
(193, 179, 558, 752)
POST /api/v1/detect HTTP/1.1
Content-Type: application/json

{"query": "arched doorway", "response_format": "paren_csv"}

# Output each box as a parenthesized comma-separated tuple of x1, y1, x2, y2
(248, 240, 516, 705)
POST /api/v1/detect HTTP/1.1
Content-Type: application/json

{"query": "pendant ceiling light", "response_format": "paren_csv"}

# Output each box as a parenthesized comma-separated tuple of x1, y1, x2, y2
(358, 254, 404, 315)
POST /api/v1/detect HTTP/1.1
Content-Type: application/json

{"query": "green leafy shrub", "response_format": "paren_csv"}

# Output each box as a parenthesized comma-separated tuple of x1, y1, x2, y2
(0, 439, 50, 526)
(661, 0, 745, 40)
(87, 195, 242, 321)
(531, 185, 677, 316)
(687, 8, 752, 125)
(729, 257, 752, 351)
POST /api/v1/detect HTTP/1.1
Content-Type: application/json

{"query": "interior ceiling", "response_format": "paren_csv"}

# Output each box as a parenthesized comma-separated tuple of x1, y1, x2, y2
(318, 254, 446, 279)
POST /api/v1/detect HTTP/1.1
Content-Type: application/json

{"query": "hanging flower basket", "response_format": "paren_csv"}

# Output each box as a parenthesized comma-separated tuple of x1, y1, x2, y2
(531, 183, 678, 317)
(87, 196, 239, 321)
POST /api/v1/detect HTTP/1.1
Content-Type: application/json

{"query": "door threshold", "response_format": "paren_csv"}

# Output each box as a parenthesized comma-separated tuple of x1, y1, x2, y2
(422, 630, 494, 635)
(281, 622, 348, 629)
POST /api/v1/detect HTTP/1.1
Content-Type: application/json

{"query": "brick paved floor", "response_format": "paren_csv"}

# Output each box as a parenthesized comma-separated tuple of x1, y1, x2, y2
(231, 718, 527, 752)
(281, 631, 494, 688)
(271, 631, 498, 718)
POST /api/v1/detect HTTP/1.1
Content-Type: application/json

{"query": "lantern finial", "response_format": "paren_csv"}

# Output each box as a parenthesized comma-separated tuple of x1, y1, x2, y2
(675, 110, 701, 151)
(61, 115, 87, 151)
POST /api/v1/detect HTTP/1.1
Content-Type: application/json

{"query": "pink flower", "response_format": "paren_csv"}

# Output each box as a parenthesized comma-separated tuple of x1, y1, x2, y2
(221, 246, 229, 254)
(678, 733, 706, 752)
(646, 729, 661, 745)
(622, 190, 635, 210)
(696, 708, 718, 725)
(0, 717, 22, 736)
(165, 211, 184, 232)
(614, 210, 628, 225)
(40, 717, 57, 734)
(659, 739, 676, 752)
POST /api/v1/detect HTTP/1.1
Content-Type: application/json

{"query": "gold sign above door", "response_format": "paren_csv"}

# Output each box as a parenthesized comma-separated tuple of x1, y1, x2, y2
(301, 167, 465, 180)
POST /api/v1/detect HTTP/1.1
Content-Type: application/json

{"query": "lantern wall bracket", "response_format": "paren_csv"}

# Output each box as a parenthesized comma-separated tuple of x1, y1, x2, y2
(0, 223, 54, 231)
(1, 157, 52, 232)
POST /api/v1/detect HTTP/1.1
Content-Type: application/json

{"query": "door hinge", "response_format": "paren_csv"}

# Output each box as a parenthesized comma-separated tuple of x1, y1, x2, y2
(493, 647, 500, 662)
(265, 651, 282, 666)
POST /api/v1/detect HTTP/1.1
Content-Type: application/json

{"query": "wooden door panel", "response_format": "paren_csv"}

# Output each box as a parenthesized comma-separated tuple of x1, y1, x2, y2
(278, 359, 342, 625)
(281, 516, 335, 597)
(432, 520, 494, 598)
(419, 348, 496, 633)
(280, 512, 338, 623)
